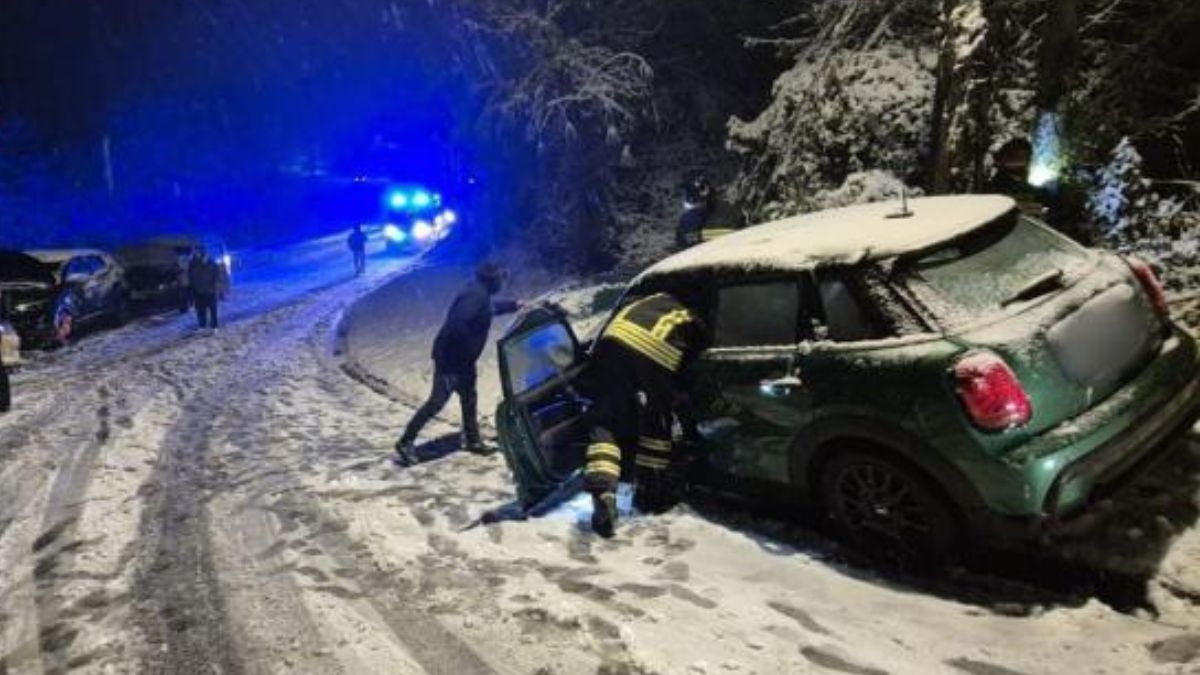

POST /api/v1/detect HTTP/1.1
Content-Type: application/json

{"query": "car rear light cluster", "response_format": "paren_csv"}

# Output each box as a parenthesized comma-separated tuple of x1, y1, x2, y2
(1125, 256, 1169, 318)
(953, 351, 1033, 431)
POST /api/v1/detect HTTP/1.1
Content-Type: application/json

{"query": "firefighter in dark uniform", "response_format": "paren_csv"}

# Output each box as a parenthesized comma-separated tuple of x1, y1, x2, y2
(676, 174, 747, 250)
(585, 292, 703, 538)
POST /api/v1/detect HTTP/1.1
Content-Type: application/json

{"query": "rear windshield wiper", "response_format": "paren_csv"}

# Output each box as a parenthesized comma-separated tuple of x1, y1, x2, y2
(1001, 268, 1065, 307)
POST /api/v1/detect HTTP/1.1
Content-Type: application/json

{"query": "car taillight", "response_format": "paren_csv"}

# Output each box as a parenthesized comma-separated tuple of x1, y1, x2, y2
(1125, 256, 1169, 317)
(953, 351, 1032, 431)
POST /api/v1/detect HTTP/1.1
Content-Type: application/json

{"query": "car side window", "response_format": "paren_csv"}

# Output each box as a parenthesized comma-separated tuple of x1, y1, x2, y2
(713, 281, 800, 348)
(63, 258, 86, 279)
(815, 274, 887, 342)
(88, 256, 106, 275)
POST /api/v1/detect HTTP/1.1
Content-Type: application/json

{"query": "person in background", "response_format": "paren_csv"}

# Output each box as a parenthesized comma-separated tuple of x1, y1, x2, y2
(676, 174, 747, 250)
(988, 138, 1046, 219)
(0, 349, 10, 413)
(348, 224, 368, 276)
(393, 261, 523, 465)
(188, 248, 223, 331)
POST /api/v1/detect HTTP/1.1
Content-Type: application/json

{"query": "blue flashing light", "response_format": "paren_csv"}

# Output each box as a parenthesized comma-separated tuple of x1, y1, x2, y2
(383, 224, 406, 242)
(388, 192, 409, 209)
(411, 191, 432, 208)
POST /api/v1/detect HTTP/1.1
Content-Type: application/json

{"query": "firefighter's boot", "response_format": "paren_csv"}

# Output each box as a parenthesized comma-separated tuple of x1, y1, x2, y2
(591, 491, 618, 539)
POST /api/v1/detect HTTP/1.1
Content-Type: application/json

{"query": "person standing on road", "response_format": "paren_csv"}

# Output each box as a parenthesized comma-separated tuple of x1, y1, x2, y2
(348, 224, 368, 276)
(583, 291, 703, 538)
(394, 261, 522, 466)
(188, 249, 223, 331)
(0, 350, 10, 414)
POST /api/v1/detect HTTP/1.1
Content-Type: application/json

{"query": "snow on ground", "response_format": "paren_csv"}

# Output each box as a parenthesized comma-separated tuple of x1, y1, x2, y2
(4, 230, 1200, 674)
(336, 255, 1200, 674)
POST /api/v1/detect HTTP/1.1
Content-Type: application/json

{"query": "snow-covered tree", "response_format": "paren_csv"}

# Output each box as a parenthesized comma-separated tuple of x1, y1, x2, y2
(727, 0, 938, 220)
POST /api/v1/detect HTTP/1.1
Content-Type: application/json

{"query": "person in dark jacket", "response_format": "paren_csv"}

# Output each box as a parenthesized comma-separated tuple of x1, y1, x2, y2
(348, 225, 368, 276)
(584, 291, 703, 538)
(188, 249, 223, 330)
(394, 261, 522, 465)
(676, 174, 747, 250)
(0, 350, 10, 414)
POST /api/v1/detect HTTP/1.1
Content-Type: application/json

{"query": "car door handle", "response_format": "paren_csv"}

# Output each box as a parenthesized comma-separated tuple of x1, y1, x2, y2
(759, 375, 804, 396)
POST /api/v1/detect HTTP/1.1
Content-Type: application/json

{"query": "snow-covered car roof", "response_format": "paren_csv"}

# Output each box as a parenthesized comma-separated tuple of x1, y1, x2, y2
(636, 195, 1017, 282)
(25, 249, 111, 264)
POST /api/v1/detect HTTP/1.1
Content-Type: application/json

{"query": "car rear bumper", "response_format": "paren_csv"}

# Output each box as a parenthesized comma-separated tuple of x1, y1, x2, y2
(966, 326, 1200, 539)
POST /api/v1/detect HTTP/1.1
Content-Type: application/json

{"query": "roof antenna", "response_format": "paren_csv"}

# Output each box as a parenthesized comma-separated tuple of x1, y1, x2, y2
(887, 184, 914, 219)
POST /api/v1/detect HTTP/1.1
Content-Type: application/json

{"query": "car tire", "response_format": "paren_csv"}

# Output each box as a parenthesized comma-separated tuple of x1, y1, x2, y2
(819, 450, 958, 569)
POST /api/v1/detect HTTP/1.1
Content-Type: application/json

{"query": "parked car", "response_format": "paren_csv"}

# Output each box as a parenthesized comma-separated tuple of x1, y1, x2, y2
(116, 241, 190, 312)
(494, 195, 1200, 564)
(0, 249, 130, 345)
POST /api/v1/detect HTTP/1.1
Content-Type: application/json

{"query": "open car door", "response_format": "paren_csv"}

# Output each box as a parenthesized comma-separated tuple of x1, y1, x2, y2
(495, 304, 592, 509)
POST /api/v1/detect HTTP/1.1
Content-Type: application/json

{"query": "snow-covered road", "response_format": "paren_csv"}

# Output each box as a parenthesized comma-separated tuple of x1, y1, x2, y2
(3, 234, 1200, 674)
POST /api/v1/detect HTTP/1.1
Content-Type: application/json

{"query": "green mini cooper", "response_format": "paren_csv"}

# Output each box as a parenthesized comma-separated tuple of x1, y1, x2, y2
(494, 195, 1200, 561)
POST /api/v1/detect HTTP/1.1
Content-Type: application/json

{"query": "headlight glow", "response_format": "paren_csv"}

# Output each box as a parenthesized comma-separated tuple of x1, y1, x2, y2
(412, 220, 434, 240)
(383, 224, 406, 242)
(442, 209, 457, 225)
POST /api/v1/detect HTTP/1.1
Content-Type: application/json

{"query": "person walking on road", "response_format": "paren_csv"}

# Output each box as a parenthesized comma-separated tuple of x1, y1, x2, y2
(188, 249, 224, 331)
(348, 224, 368, 276)
(394, 261, 522, 466)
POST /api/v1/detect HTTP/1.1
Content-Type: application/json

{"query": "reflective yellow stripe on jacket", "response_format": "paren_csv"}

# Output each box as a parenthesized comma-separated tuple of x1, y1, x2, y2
(700, 228, 737, 241)
(601, 295, 693, 372)
(604, 320, 684, 371)
(586, 443, 622, 479)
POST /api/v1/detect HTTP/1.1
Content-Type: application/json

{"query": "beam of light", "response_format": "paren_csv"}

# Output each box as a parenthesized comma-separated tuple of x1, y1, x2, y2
(1029, 111, 1063, 188)
(383, 224, 406, 242)
(441, 209, 457, 225)
(412, 220, 434, 241)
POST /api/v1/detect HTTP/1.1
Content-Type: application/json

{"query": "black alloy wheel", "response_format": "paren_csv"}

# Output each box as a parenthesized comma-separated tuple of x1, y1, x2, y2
(820, 451, 957, 568)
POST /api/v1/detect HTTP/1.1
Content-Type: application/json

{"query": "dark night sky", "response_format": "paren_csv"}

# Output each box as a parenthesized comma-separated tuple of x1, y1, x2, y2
(0, 1, 450, 167)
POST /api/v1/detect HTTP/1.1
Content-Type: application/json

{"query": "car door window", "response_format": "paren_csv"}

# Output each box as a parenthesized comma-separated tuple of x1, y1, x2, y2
(713, 281, 800, 348)
(63, 258, 86, 279)
(815, 275, 887, 342)
(87, 256, 107, 277)
(502, 322, 577, 396)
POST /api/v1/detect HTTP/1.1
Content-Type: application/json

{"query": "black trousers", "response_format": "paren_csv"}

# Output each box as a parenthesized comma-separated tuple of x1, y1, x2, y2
(584, 340, 675, 494)
(0, 364, 9, 413)
(352, 250, 366, 275)
(400, 367, 480, 446)
(194, 293, 219, 328)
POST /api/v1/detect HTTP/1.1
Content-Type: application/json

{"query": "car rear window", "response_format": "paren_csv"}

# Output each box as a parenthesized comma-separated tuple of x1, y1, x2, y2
(903, 215, 1090, 323)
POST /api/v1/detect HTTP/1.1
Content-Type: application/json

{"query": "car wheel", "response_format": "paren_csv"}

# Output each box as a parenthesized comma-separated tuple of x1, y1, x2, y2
(53, 306, 75, 346)
(820, 450, 958, 568)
